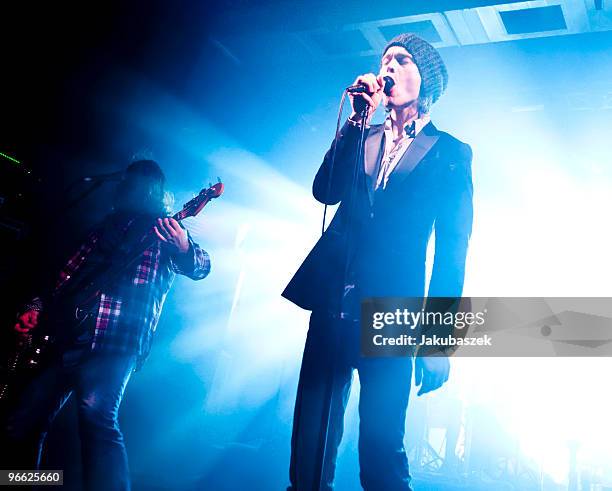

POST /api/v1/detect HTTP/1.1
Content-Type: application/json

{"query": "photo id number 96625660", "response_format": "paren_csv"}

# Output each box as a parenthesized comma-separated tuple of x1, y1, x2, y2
(1, 471, 63, 486)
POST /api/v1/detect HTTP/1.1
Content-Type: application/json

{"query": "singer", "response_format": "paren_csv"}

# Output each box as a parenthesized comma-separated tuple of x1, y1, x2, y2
(283, 34, 473, 490)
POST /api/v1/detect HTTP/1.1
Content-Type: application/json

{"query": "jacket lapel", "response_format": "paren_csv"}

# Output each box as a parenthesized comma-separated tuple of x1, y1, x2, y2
(363, 125, 385, 206)
(386, 121, 440, 189)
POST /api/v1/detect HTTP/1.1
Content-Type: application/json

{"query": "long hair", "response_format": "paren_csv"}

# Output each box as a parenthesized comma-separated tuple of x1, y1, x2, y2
(113, 160, 172, 216)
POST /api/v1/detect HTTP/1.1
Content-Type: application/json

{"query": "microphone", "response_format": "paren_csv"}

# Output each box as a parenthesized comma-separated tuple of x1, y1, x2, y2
(346, 76, 395, 96)
(82, 170, 124, 182)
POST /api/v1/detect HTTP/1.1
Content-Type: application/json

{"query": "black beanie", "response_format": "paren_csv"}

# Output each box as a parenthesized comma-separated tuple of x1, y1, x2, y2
(383, 33, 448, 113)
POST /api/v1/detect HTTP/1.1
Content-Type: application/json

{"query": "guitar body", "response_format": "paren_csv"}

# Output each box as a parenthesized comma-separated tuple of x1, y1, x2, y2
(0, 300, 94, 407)
(0, 331, 52, 407)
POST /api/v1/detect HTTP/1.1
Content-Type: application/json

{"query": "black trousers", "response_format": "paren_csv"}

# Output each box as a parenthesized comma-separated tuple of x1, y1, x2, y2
(289, 312, 413, 491)
(2, 352, 135, 491)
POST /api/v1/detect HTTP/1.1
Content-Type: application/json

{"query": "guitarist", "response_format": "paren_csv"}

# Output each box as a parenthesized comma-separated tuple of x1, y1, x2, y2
(2, 160, 211, 491)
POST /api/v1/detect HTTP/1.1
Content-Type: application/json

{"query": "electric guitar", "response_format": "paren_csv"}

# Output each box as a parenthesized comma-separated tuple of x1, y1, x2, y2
(0, 181, 224, 404)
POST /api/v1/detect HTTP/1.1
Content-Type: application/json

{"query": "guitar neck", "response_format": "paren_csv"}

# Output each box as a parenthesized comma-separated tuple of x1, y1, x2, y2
(172, 210, 186, 222)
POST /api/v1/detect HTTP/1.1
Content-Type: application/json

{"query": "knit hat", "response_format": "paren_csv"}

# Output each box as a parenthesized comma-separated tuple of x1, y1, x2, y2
(383, 33, 448, 113)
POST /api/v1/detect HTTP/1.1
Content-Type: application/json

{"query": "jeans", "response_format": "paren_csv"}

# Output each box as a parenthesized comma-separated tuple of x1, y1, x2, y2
(288, 312, 413, 491)
(3, 351, 136, 491)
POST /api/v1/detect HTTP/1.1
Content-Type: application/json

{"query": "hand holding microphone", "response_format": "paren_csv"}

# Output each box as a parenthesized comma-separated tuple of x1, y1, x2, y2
(347, 74, 394, 125)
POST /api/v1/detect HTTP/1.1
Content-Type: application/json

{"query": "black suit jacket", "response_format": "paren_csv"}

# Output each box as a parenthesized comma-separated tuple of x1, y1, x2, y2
(282, 119, 473, 313)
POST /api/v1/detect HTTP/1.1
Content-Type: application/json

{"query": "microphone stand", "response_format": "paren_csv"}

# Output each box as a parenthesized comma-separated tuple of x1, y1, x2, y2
(313, 103, 370, 491)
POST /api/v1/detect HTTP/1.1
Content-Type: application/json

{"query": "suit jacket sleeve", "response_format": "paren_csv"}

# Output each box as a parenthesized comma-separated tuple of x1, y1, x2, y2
(427, 142, 474, 298)
(312, 121, 366, 205)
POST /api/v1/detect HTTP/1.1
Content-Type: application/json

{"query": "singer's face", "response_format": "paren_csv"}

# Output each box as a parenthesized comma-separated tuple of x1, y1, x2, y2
(379, 46, 421, 109)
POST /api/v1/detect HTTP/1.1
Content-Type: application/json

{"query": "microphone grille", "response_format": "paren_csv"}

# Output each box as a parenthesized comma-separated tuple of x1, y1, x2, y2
(383, 76, 395, 96)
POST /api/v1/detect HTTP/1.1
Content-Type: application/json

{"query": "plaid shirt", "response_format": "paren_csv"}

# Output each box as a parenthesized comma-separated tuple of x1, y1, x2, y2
(32, 217, 210, 365)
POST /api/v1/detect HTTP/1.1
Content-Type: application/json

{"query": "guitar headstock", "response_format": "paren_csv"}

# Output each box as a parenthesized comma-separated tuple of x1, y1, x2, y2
(174, 180, 224, 221)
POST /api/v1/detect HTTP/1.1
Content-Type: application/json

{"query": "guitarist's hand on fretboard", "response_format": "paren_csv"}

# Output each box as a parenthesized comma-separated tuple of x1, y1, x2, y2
(153, 217, 190, 254)
(14, 310, 39, 334)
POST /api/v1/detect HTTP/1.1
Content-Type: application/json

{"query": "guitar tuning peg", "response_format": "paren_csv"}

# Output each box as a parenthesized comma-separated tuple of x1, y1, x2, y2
(217, 177, 221, 183)
(208, 182, 212, 188)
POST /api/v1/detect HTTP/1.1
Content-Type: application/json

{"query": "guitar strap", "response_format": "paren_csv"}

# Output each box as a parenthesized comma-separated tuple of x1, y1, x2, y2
(56, 214, 157, 313)
(87, 215, 156, 291)
(45, 214, 158, 351)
